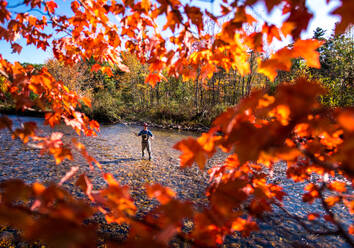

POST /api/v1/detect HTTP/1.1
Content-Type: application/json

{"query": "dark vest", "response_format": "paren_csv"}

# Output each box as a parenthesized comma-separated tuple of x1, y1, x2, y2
(141, 133, 150, 143)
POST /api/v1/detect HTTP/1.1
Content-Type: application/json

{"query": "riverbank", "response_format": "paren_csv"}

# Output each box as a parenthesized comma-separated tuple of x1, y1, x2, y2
(120, 119, 209, 133)
(0, 104, 47, 118)
(0, 104, 210, 133)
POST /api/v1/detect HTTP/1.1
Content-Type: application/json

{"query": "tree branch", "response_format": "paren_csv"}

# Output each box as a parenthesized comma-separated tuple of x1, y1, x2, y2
(43, 2, 73, 36)
(318, 185, 354, 246)
(274, 202, 339, 236)
(297, 143, 353, 178)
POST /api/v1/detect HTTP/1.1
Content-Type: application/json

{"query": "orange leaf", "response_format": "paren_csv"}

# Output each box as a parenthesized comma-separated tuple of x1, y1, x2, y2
(81, 97, 91, 108)
(343, 199, 354, 214)
(325, 196, 340, 207)
(349, 225, 354, 235)
(11, 43, 22, 54)
(91, 63, 101, 73)
(173, 137, 205, 168)
(262, 24, 281, 44)
(257, 94, 275, 108)
(28, 16, 37, 26)
(101, 66, 113, 77)
(331, 0, 354, 34)
(329, 181, 347, 193)
(263, 0, 282, 12)
(185, 5, 204, 32)
(258, 47, 293, 81)
(145, 183, 176, 204)
(45, 112, 61, 128)
(141, 0, 150, 12)
(13, 122, 37, 143)
(293, 39, 324, 68)
(280, 22, 295, 37)
(259, 39, 323, 81)
(173, 133, 219, 169)
(53, 146, 73, 164)
(307, 213, 320, 221)
(145, 73, 161, 87)
(268, 105, 290, 126)
(76, 174, 93, 200)
(231, 217, 246, 231)
(46, 1, 58, 14)
(324, 214, 335, 223)
(210, 179, 248, 216)
(284, 1, 313, 39)
(32, 182, 46, 196)
(104, 173, 119, 186)
(338, 110, 354, 132)
(0, 115, 12, 130)
(163, 11, 181, 33)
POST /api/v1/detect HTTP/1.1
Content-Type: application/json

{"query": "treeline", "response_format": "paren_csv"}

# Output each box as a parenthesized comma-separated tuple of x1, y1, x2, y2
(1, 28, 352, 126)
(47, 49, 270, 126)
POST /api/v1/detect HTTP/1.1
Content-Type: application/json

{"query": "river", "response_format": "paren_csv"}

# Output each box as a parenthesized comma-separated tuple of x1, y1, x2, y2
(0, 115, 352, 247)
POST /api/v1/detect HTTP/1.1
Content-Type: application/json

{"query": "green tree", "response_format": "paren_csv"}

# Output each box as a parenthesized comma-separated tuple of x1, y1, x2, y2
(315, 28, 354, 106)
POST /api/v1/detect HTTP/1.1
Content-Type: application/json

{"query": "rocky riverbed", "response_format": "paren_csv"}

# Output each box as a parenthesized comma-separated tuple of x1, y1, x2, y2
(0, 115, 352, 247)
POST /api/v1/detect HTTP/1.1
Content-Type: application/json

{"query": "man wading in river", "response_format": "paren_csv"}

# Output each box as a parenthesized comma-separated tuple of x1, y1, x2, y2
(136, 123, 153, 161)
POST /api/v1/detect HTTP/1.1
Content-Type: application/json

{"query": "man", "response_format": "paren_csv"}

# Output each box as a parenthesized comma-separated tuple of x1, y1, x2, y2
(136, 123, 153, 160)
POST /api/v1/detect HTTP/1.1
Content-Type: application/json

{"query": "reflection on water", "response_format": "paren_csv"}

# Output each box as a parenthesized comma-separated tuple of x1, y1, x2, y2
(0, 115, 352, 247)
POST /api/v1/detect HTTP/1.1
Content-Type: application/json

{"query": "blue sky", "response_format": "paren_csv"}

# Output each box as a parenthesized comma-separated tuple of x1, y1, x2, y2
(0, 0, 341, 64)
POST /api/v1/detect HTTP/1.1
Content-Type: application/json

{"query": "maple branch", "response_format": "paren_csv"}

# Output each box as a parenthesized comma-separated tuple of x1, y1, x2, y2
(76, 0, 110, 27)
(296, 143, 353, 178)
(129, 216, 208, 248)
(75, 0, 120, 37)
(23, 8, 48, 16)
(274, 183, 353, 246)
(317, 185, 354, 246)
(274, 202, 339, 236)
(43, 2, 73, 36)
(165, 0, 195, 35)
(338, 194, 354, 199)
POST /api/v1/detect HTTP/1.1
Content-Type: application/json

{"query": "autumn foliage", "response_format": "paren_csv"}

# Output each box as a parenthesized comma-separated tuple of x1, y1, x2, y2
(0, 0, 353, 247)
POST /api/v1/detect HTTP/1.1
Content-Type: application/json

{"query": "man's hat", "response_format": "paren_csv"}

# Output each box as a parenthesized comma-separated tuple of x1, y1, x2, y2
(143, 122, 148, 127)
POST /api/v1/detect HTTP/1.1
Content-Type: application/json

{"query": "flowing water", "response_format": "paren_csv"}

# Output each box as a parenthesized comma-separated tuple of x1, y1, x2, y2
(0, 115, 352, 247)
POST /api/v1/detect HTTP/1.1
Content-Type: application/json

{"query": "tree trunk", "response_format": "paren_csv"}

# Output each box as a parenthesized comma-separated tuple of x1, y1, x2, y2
(233, 73, 238, 104)
(156, 82, 160, 105)
(241, 77, 245, 97)
(200, 82, 204, 110)
(195, 68, 200, 114)
(246, 51, 256, 96)
(212, 74, 216, 105)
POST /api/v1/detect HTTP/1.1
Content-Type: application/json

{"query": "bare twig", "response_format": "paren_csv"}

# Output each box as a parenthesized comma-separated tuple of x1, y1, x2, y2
(20, 8, 48, 16)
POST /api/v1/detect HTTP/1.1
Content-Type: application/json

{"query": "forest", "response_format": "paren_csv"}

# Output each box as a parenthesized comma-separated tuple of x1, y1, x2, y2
(0, 0, 353, 247)
(2, 28, 353, 128)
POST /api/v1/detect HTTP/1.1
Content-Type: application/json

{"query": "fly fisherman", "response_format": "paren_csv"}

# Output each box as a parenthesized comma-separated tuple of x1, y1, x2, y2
(136, 123, 153, 160)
